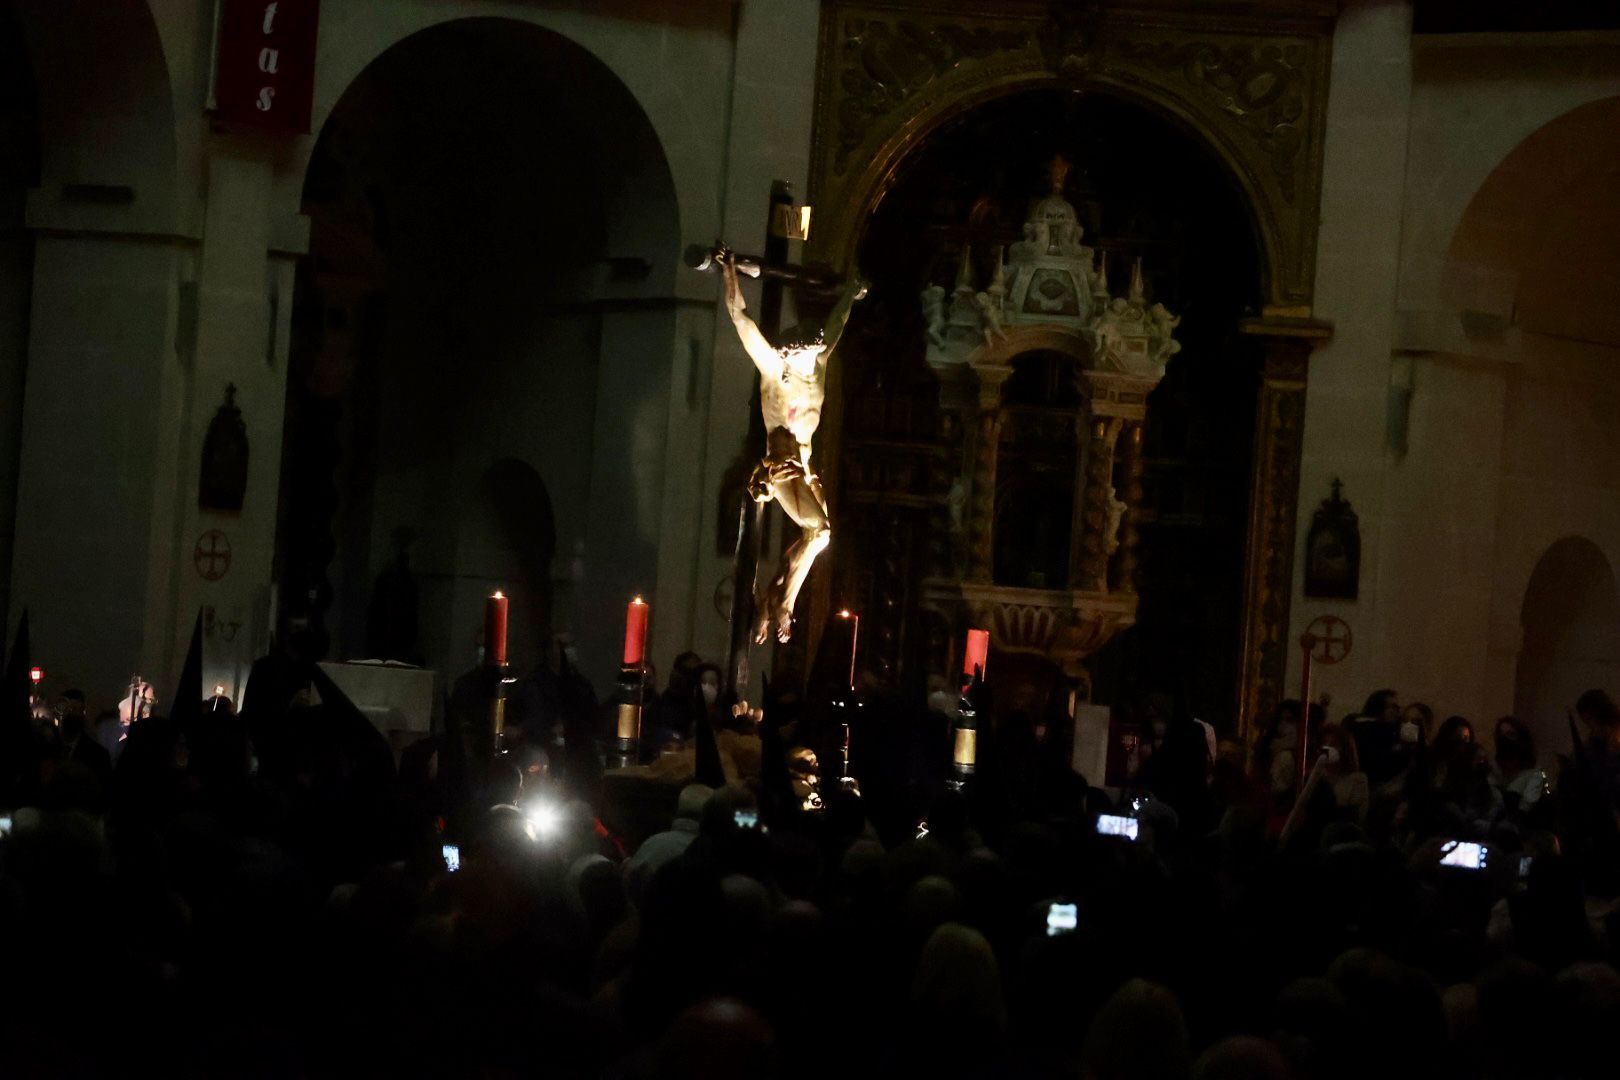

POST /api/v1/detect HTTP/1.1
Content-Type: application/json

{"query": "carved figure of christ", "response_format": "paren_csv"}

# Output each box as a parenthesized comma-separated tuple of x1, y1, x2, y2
(720, 250, 867, 643)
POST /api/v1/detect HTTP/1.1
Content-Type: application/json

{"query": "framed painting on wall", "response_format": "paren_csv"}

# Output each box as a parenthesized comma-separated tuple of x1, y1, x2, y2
(1303, 478, 1359, 600)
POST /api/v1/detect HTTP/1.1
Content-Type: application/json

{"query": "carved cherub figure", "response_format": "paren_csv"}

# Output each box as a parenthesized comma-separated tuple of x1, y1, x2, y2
(973, 291, 1007, 345)
(921, 283, 947, 347)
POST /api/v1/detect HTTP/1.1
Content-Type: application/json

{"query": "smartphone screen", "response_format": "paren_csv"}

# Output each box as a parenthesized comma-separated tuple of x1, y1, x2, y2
(0, 814, 12, 838)
(442, 844, 461, 873)
(1046, 902, 1078, 937)
(733, 809, 759, 830)
(1439, 840, 1487, 870)
(1518, 854, 1534, 879)
(1097, 814, 1139, 840)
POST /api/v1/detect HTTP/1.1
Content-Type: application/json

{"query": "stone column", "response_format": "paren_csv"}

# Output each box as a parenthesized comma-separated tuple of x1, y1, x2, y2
(1235, 318, 1331, 737)
(966, 363, 1013, 582)
(1114, 420, 1145, 594)
(171, 150, 296, 699)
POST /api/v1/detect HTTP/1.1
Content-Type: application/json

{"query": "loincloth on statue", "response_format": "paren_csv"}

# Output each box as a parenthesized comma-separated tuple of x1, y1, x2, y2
(747, 428, 814, 502)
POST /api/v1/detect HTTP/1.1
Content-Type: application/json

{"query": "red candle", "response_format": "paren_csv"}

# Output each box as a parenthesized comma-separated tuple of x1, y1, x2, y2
(623, 596, 649, 667)
(484, 591, 509, 666)
(962, 628, 990, 679)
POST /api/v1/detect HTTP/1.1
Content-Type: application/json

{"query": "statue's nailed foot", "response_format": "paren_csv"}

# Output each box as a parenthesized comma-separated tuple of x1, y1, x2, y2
(752, 605, 794, 645)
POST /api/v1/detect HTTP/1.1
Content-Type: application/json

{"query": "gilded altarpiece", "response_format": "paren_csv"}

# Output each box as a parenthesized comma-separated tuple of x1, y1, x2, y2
(803, 0, 1337, 733)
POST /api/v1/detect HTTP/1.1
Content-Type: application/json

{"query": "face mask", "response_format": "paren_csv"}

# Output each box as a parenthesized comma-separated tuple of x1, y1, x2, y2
(700, 684, 719, 706)
(1321, 745, 1341, 766)
(1278, 724, 1298, 750)
(927, 690, 956, 715)
(1399, 721, 1420, 744)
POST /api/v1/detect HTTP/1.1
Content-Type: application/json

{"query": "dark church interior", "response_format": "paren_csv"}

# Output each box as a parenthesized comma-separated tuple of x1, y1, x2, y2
(3, 2, 1620, 1077)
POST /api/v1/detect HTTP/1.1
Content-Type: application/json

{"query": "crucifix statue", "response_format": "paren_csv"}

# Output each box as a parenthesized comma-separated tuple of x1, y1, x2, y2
(713, 245, 867, 643)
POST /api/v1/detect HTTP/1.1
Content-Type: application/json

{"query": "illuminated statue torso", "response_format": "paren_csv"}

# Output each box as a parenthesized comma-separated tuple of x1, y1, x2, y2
(761, 349, 826, 452)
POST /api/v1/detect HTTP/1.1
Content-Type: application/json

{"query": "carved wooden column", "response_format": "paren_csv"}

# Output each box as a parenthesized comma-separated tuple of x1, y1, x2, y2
(1235, 317, 1331, 738)
(966, 363, 1013, 582)
(1114, 420, 1145, 594)
(1075, 416, 1119, 592)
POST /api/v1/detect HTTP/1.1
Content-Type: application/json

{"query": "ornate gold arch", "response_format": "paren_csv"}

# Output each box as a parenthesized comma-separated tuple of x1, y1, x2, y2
(804, 0, 1338, 733)
(805, 1, 1336, 312)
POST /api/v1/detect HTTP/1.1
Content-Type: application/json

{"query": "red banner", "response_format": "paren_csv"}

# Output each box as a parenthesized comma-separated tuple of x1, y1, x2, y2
(214, 0, 320, 134)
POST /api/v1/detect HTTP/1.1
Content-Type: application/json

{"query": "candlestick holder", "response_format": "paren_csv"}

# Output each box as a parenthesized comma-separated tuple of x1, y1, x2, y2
(610, 663, 645, 768)
(951, 673, 979, 787)
(489, 661, 511, 757)
(835, 713, 861, 796)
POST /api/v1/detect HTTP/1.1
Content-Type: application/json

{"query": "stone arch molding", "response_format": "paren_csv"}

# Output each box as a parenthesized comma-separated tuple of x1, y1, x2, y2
(279, 7, 705, 277)
(1499, 517, 1620, 659)
(966, 324, 1089, 370)
(1443, 96, 1620, 349)
(805, 3, 1334, 313)
(11, 0, 181, 233)
(1514, 535, 1620, 756)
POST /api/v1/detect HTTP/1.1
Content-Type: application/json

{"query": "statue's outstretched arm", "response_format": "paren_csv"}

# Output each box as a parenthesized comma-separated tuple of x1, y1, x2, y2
(819, 271, 869, 357)
(722, 255, 783, 381)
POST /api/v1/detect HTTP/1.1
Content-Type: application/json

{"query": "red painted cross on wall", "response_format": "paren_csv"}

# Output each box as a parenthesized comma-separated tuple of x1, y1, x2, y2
(1304, 614, 1352, 665)
(194, 530, 233, 582)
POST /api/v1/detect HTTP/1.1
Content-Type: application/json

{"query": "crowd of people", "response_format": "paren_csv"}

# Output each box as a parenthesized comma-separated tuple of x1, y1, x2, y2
(2, 628, 1619, 1079)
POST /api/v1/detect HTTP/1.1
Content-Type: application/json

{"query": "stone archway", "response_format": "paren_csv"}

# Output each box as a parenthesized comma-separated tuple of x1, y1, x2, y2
(455, 459, 558, 672)
(1443, 95, 1620, 351)
(280, 17, 681, 684)
(805, 5, 1333, 312)
(804, 3, 1336, 729)
(1515, 536, 1620, 765)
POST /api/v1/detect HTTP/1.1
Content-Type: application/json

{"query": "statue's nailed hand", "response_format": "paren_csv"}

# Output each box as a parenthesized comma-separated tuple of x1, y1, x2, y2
(717, 246, 745, 308)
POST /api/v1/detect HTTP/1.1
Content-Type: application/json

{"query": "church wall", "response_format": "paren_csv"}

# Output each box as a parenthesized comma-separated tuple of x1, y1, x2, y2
(1396, 33, 1620, 319)
(361, 300, 603, 675)
(9, 236, 188, 699)
(0, 230, 25, 629)
(1288, 0, 1413, 719)
(1485, 333, 1620, 748)
(170, 151, 291, 702)
(3, 0, 213, 708)
(295, 1, 824, 693)
(0, 0, 826, 706)
(1294, 6, 1620, 742)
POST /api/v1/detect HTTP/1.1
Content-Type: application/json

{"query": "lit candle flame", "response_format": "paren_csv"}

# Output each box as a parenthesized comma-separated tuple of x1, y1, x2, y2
(632, 595, 646, 605)
(492, 590, 504, 600)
